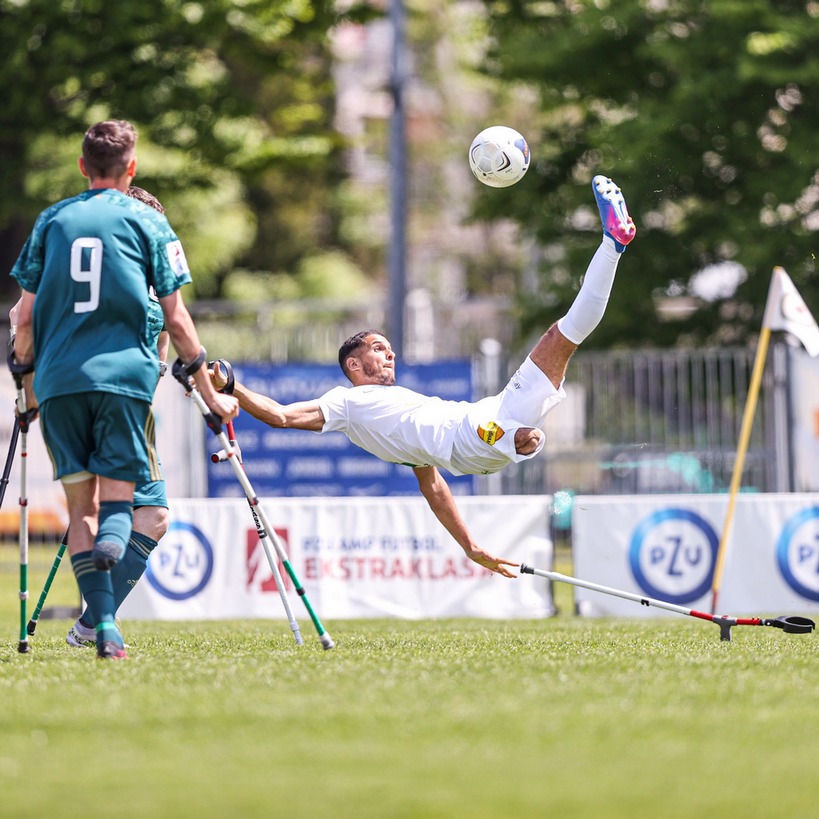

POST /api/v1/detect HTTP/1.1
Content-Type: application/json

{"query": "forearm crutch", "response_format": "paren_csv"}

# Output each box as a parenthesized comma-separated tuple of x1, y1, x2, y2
(172, 358, 335, 650)
(210, 421, 312, 648)
(520, 564, 815, 642)
(8, 350, 36, 654)
(27, 529, 69, 635)
(0, 411, 20, 511)
(176, 361, 303, 646)
(220, 424, 305, 646)
(205, 360, 334, 649)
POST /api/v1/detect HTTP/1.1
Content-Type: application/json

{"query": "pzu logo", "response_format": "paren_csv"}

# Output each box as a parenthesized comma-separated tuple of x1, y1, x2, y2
(776, 507, 819, 602)
(629, 508, 718, 604)
(146, 521, 214, 601)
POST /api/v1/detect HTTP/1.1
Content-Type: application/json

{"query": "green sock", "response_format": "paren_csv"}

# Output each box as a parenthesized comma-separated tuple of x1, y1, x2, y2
(92, 500, 133, 569)
(95, 615, 123, 648)
(112, 531, 157, 610)
(70, 551, 116, 637)
(79, 532, 158, 626)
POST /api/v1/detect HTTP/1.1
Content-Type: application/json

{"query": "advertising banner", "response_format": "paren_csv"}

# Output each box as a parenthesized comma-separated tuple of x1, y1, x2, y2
(571, 493, 819, 616)
(119, 496, 554, 621)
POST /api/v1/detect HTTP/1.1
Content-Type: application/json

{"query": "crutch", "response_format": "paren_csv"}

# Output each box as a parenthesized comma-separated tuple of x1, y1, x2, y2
(176, 359, 304, 645)
(0, 411, 20, 511)
(171, 358, 335, 650)
(8, 350, 36, 654)
(206, 360, 334, 649)
(27, 529, 69, 635)
(210, 421, 310, 643)
(520, 564, 815, 642)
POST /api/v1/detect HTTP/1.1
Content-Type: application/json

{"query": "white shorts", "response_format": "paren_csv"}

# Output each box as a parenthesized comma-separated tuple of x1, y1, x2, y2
(448, 356, 566, 475)
(497, 355, 566, 429)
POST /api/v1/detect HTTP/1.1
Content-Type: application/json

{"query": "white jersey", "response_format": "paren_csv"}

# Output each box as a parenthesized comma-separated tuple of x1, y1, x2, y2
(317, 356, 566, 476)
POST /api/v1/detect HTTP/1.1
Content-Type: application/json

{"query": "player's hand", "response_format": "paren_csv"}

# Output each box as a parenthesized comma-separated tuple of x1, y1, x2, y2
(193, 365, 239, 420)
(209, 360, 229, 392)
(465, 546, 519, 578)
(207, 392, 239, 422)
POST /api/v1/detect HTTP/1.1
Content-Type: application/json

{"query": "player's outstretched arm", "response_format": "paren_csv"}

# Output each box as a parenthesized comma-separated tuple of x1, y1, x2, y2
(413, 466, 518, 578)
(210, 361, 325, 432)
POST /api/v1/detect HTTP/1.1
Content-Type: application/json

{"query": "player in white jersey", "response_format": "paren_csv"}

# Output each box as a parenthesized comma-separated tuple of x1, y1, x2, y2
(212, 175, 636, 578)
(316, 355, 564, 477)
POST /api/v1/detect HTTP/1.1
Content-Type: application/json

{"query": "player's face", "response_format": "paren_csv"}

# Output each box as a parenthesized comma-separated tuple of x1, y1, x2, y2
(356, 334, 396, 385)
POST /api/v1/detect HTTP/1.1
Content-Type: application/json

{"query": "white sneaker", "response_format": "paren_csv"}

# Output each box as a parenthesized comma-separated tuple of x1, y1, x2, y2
(66, 622, 96, 648)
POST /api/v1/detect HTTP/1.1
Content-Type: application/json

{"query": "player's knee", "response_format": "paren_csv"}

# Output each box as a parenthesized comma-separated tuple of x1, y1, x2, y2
(133, 506, 169, 542)
(152, 507, 170, 541)
(529, 324, 576, 387)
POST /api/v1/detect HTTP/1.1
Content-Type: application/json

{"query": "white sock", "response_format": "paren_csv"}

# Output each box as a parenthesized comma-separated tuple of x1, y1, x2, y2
(74, 618, 95, 637)
(557, 237, 621, 345)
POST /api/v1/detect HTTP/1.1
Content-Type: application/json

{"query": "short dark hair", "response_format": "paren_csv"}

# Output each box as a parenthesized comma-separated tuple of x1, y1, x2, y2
(127, 185, 165, 214)
(338, 329, 385, 379)
(82, 120, 137, 180)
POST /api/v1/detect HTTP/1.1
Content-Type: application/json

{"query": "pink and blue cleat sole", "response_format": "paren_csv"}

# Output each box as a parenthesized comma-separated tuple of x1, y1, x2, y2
(593, 175, 636, 252)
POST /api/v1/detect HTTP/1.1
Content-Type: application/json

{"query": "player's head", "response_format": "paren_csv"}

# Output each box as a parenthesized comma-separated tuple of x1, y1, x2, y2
(80, 120, 137, 182)
(338, 330, 383, 376)
(127, 185, 165, 214)
(338, 330, 395, 386)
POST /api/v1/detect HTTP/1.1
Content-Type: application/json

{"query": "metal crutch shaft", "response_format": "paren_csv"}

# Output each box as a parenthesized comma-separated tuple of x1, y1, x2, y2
(172, 360, 303, 645)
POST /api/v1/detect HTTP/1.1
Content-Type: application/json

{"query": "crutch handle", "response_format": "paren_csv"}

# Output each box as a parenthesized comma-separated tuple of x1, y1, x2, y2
(7, 346, 34, 380)
(210, 446, 238, 463)
(208, 359, 235, 395)
(171, 357, 223, 436)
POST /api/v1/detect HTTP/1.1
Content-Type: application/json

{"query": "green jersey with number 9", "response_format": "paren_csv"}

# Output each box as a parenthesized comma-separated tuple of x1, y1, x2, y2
(10, 188, 192, 404)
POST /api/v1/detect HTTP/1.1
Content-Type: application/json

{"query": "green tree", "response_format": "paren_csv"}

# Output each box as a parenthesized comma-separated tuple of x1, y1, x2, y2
(0, 0, 366, 299)
(478, 0, 819, 348)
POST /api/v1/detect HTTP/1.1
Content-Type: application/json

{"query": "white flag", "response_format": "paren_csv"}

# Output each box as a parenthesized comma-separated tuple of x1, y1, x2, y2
(761, 266, 819, 357)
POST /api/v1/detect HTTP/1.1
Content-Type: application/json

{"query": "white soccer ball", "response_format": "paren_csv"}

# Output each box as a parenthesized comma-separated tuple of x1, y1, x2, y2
(468, 126, 530, 188)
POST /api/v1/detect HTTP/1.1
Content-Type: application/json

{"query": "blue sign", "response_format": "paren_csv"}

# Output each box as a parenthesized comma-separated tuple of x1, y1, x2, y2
(628, 507, 718, 604)
(207, 361, 475, 497)
(776, 506, 819, 602)
(146, 521, 214, 600)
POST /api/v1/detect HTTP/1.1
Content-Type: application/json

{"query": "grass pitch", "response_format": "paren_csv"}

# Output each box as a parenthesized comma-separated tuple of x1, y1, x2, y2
(2, 545, 819, 818)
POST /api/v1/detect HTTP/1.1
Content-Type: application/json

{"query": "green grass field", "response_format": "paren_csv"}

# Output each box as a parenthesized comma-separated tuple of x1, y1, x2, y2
(2, 544, 818, 818)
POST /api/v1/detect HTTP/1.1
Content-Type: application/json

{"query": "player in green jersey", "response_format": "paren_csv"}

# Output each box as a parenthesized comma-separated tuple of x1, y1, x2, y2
(65, 186, 174, 649)
(10, 121, 238, 659)
(9, 187, 172, 649)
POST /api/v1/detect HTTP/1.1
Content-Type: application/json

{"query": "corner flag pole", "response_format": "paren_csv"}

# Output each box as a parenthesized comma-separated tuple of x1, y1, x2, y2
(710, 267, 819, 613)
(711, 267, 819, 614)
(709, 324, 771, 614)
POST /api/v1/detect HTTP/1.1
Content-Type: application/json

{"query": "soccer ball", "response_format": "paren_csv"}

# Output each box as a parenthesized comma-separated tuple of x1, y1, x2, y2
(468, 126, 530, 188)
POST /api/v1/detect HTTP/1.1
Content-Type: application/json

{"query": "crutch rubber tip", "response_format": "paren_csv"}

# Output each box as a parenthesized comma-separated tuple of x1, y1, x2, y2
(320, 634, 335, 650)
(519, 563, 534, 574)
(26, 619, 37, 636)
(17, 640, 30, 654)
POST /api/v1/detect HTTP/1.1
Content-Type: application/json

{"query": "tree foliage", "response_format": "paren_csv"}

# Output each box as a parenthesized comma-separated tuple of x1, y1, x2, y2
(476, 0, 819, 348)
(0, 0, 369, 298)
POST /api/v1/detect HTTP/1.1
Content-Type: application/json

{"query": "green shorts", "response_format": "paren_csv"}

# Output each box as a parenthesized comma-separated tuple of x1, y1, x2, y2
(134, 478, 168, 509)
(39, 393, 162, 484)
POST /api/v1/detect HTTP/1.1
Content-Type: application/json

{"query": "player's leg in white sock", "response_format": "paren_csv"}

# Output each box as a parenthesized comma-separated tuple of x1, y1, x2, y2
(556, 237, 621, 345)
